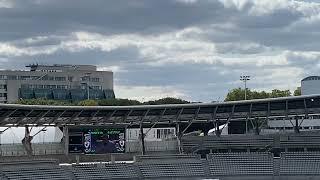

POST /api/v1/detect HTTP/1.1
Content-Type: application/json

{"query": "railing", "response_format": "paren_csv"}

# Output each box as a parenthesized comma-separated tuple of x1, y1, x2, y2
(0, 140, 178, 157)
(0, 142, 64, 156)
(126, 140, 178, 153)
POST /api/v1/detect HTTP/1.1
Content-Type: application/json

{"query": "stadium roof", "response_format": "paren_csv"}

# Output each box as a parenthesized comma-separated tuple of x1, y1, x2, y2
(301, 76, 320, 81)
(0, 94, 320, 126)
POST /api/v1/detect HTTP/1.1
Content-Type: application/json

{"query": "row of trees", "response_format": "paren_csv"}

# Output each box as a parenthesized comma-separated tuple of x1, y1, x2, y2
(15, 97, 190, 106)
(15, 87, 302, 105)
(224, 87, 301, 102)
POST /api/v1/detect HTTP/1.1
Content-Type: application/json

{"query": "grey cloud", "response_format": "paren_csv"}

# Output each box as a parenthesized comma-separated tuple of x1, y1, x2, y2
(0, 0, 319, 101)
(0, 0, 226, 40)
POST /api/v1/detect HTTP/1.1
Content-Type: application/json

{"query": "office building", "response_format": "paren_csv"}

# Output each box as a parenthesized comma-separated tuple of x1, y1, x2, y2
(0, 64, 115, 103)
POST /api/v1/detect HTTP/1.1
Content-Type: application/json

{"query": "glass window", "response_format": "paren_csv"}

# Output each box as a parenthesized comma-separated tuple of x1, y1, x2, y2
(157, 129, 160, 139)
(8, 75, 17, 80)
(55, 77, 66, 81)
(36, 84, 44, 89)
(0, 84, 6, 89)
(0, 75, 7, 80)
(81, 76, 90, 81)
(19, 76, 31, 80)
(50, 85, 57, 89)
(31, 76, 41, 80)
(91, 77, 100, 82)
(92, 86, 101, 90)
(57, 85, 67, 89)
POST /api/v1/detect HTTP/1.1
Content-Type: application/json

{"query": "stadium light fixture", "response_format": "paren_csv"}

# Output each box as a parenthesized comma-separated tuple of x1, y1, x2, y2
(240, 75, 250, 100)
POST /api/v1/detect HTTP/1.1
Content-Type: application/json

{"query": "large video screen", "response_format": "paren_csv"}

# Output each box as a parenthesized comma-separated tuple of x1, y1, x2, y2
(68, 127, 125, 154)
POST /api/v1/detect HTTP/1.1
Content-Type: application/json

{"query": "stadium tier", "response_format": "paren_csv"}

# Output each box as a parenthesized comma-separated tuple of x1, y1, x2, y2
(207, 152, 274, 176)
(1, 95, 320, 179)
(1, 153, 320, 179)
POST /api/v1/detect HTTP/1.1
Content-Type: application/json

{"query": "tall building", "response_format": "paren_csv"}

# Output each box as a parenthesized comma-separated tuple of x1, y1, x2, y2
(0, 64, 115, 103)
(301, 76, 320, 95)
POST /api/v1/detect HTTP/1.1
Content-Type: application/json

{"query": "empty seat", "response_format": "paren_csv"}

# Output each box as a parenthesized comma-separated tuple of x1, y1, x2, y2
(280, 152, 320, 175)
(72, 163, 139, 179)
(0, 160, 74, 180)
(208, 152, 274, 176)
(136, 155, 205, 178)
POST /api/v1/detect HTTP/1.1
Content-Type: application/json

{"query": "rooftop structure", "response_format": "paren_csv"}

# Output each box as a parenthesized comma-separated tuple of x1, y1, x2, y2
(0, 64, 115, 103)
(301, 76, 320, 95)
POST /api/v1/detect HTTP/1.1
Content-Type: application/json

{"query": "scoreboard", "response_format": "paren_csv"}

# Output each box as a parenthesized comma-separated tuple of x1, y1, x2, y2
(68, 127, 125, 154)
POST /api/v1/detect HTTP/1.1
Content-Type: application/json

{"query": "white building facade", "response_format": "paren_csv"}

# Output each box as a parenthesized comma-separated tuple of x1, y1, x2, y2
(0, 64, 114, 103)
(301, 76, 320, 95)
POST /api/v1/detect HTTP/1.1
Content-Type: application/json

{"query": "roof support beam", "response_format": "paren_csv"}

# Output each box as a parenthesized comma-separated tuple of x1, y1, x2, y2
(123, 110, 133, 122)
(0, 109, 18, 123)
(103, 110, 117, 123)
(304, 98, 309, 118)
(88, 110, 100, 123)
(65, 111, 83, 125)
(47, 110, 66, 125)
(175, 108, 184, 123)
(29, 110, 51, 125)
(211, 106, 218, 122)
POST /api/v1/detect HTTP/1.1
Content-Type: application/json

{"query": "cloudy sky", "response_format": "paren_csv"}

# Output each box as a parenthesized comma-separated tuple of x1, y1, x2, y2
(0, 0, 320, 102)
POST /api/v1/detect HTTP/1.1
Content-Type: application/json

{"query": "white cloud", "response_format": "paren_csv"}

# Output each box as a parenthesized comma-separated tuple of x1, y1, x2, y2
(97, 65, 126, 73)
(218, 0, 320, 17)
(114, 85, 188, 102)
(218, 0, 249, 11)
(0, 0, 320, 102)
(0, 43, 58, 56)
(175, 0, 199, 4)
(0, 0, 13, 8)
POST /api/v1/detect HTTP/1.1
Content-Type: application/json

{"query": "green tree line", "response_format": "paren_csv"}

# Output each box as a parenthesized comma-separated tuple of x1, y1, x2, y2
(225, 87, 301, 102)
(15, 97, 190, 106)
(15, 87, 302, 105)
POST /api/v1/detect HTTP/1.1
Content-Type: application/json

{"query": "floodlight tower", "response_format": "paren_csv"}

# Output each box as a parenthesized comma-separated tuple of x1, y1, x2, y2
(240, 75, 250, 100)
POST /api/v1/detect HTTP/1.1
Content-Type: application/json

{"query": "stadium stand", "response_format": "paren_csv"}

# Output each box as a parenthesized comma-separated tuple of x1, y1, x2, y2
(207, 152, 274, 176)
(134, 154, 200, 162)
(280, 152, 320, 175)
(72, 163, 139, 180)
(182, 135, 274, 153)
(0, 159, 75, 180)
(3, 152, 320, 179)
(280, 133, 320, 148)
(136, 154, 206, 178)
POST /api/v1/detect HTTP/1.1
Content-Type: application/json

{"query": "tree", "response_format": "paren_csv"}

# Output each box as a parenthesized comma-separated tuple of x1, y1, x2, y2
(294, 87, 301, 96)
(144, 97, 190, 105)
(15, 98, 73, 105)
(269, 89, 291, 98)
(78, 99, 98, 106)
(15, 97, 190, 106)
(225, 88, 293, 101)
(97, 99, 141, 106)
(224, 88, 247, 102)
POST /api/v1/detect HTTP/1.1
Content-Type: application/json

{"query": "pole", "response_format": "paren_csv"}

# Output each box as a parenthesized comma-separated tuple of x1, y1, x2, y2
(87, 83, 89, 100)
(240, 75, 250, 101)
(0, 131, 2, 156)
(244, 80, 247, 100)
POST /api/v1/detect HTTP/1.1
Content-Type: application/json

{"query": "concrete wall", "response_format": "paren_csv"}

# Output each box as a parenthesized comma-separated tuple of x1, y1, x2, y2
(0, 143, 65, 156)
(125, 140, 178, 152)
(268, 119, 320, 128)
(0, 140, 178, 157)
